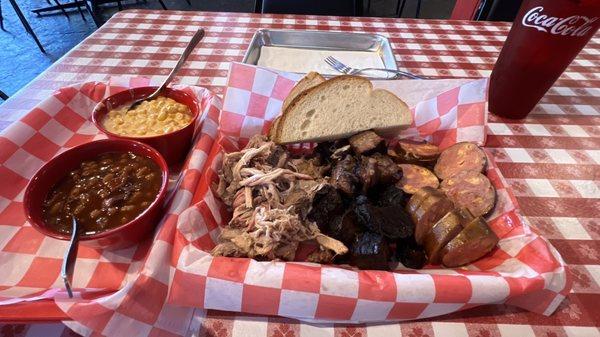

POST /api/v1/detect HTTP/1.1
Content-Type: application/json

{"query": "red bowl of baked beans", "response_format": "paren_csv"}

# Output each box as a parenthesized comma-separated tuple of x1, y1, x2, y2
(92, 86, 200, 165)
(24, 139, 169, 250)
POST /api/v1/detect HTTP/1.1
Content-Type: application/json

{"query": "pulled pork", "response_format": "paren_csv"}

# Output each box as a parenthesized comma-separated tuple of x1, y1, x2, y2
(213, 135, 348, 262)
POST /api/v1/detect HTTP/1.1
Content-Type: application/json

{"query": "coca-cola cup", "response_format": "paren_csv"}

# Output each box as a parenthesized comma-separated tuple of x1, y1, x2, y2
(489, 0, 600, 119)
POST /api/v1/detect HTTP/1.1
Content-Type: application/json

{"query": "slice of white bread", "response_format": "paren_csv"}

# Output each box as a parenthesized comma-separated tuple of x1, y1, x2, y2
(269, 72, 325, 139)
(283, 72, 325, 112)
(273, 75, 412, 144)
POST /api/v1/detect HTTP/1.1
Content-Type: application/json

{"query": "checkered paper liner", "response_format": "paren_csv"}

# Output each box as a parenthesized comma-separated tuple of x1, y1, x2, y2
(165, 63, 571, 323)
(0, 64, 571, 336)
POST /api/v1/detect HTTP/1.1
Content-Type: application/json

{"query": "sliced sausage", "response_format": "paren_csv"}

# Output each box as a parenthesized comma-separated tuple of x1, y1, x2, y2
(410, 188, 454, 245)
(349, 131, 385, 155)
(387, 147, 403, 162)
(441, 217, 499, 267)
(434, 142, 487, 180)
(397, 164, 439, 194)
(406, 186, 436, 215)
(398, 140, 440, 161)
(440, 171, 496, 217)
(423, 208, 473, 264)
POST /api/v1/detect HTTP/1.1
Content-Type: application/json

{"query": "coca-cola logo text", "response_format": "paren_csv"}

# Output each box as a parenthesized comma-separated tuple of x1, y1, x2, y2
(522, 6, 598, 37)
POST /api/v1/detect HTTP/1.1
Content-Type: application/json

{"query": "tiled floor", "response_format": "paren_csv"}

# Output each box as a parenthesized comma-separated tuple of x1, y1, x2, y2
(0, 0, 453, 98)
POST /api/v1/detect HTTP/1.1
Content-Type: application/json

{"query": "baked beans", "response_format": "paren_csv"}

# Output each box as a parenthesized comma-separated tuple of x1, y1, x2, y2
(42, 152, 162, 235)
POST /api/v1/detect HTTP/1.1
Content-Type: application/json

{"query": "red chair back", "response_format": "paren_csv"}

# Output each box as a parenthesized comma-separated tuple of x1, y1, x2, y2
(450, 0, 484, 20)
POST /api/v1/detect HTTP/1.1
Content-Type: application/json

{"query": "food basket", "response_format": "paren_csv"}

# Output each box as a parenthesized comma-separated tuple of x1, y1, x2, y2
(0, 65, 570, 334)
(165, 63, 571, 322)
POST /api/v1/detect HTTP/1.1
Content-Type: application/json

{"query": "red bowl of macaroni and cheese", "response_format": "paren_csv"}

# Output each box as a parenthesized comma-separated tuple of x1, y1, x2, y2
(92, 87, 200, 165)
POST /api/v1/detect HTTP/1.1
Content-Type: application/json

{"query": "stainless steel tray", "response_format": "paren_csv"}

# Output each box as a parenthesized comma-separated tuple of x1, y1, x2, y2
(242, 29, 398, 75)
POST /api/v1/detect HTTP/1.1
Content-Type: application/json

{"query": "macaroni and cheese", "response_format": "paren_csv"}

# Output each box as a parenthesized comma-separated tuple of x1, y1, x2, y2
(103, 96, 193, 137)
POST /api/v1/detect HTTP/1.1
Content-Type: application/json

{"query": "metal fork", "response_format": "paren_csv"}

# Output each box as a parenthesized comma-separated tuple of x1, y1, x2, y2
(325, 56, 426, 80)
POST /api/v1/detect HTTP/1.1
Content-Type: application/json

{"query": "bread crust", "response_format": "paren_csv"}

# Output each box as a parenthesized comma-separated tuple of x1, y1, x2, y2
(274, 75, 411, 143)
(269, 72, 325, 140)
(275, 76, 367, 142)
(281, 72, 325, 112)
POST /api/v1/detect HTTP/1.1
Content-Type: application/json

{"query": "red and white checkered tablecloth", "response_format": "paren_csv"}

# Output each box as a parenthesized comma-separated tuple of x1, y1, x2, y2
(0, 9, 598, 337)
